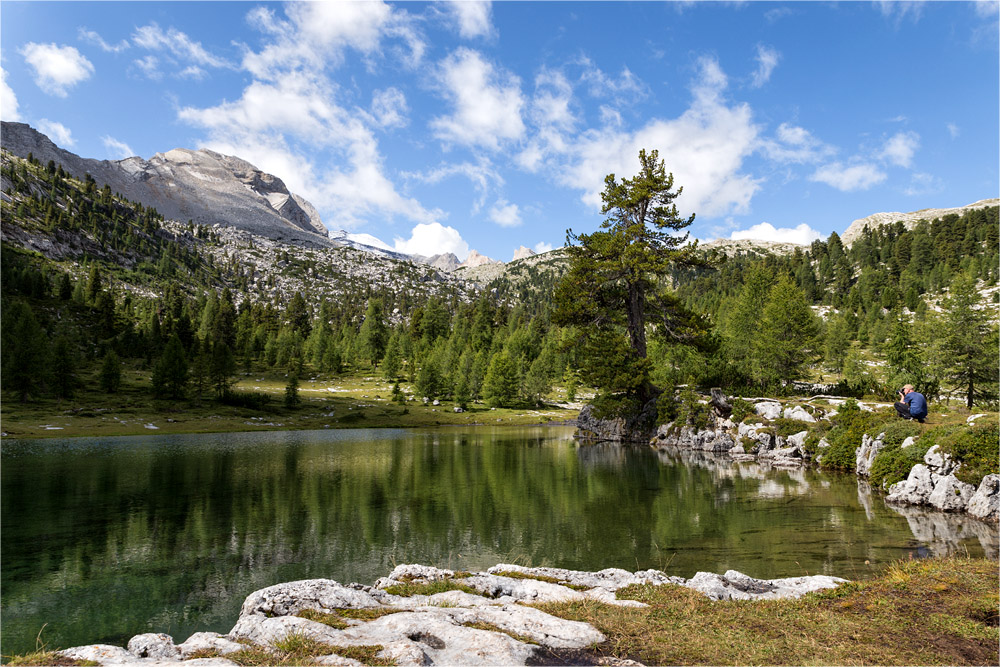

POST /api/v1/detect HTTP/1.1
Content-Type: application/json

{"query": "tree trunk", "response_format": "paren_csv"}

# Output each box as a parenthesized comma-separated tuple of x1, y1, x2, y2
(967, 381, 974, 409)
(626, 280, 646, 359)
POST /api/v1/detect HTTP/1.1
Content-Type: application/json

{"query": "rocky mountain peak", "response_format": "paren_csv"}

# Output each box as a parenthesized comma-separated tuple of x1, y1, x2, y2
(841, 198, 999, 246)
(512, 245, 536, 261)
(459, 249, 501, 269)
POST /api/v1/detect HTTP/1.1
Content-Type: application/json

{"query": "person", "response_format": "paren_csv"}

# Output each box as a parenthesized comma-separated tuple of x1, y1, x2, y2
(894, 384, 927, 422)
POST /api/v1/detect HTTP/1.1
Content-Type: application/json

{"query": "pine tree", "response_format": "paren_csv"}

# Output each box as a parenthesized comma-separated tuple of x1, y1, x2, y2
(751, 275, 820, 386)
(483, 351, 520, 408)
(152, 334, 188, 399)
(210, 342, 237, 397)
(939, 272, 999, 408)
(359, 298, 389, 366)
(50, 336, 78, 399)
(381, 329, 402, 380)
(99, 349, 122, 394)
(1, 301, 48, 402)
(284, 373, 301, 408)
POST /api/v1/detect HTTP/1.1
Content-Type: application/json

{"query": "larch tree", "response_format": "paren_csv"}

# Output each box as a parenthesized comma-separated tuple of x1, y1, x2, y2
(938, 272, 999, 408)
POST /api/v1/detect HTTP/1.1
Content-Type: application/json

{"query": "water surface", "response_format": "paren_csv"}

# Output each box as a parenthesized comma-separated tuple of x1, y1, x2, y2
(2, 426, 995, 655)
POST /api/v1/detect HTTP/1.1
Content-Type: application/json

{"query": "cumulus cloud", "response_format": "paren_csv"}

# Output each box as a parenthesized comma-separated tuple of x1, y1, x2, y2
(371, 87, 409, 128)
(729, 222, 821, 245)
(133, 23, 230, 69)
(557, 57, 761, 218)
(37, 119, 74, 146)
(78, 27, 129, 53)
(242, 1, 424, 78)
(751, 45, 779, 87)
(881, 131, 919, 167)
(578, 58, 648, 102)
(810, 162, 886, 191)
(178, 72, 440, 229)
(903, 172, 943, 196)
(533, 241, 554, 254)
(0, 67, 20, 121)
(102, 136, 135, 159)
(760, 122, 835, 163)
(21, 43, 94, 97)
(402, 158, 502, 213)
(489, 200, 522, 227)
(445, 1, 495, 39)
(393, 222, 469, 259)
(430, 48, 525, 150)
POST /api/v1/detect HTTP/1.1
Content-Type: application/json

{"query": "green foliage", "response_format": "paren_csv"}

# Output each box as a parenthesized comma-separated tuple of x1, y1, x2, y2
(938, 272, 999, 408)
(820, 400, 895, 471)
(770, 417, 811, 438)
(869, 439, 933, 490)
(284, 374, 300, 409)
(674, 388, 710, 431)
(729, 397, 753, 423)
(1, 300, 49, 401)
(151, 334, 188, 399)
(99, 350, 122, 394)
(752, 275, 820, 385)
(217, 389, 272, 410)
(938, 421, 1000, 485)
(483, 351, 520, 408)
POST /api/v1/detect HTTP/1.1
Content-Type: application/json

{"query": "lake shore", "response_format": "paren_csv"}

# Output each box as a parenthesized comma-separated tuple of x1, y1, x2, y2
(9, 556, 997, 666)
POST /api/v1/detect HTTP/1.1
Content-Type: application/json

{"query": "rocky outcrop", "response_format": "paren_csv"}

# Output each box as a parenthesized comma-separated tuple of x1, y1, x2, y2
(512, 246, 536, 261)
(54, 563, 847, 666)
(855, 432, 885, 478)
(841, 198, 999, 246)
(576, 399, 658, 443)
(967, 475, 1000, 521)
(460, 249, 501, 268)
(885, 445, 980, 514)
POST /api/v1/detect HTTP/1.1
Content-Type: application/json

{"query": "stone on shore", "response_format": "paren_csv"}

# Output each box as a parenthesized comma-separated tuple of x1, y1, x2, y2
(684, 570, 847, 601)
(967, 474, 1000, 521)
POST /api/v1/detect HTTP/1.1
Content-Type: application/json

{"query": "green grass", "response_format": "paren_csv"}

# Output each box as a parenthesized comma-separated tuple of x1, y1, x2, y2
(491, 570, 590, 591)
(297, 607, 404, 629)
(381, 579, 485, 598)
(535, 556, 998, 666)
(2, 652, 97, 666)
(225, 632, 394, 666)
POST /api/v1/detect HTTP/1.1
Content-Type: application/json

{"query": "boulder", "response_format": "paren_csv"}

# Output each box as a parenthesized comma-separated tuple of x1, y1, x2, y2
(755, 402, 782, 420)
(967, 474, 1000, 522)
(900, 436, 916, 449)
(576, 399, 657, 443)
(924, 445, 959, 476)
(240, 578, 382, 617)
(178, 632, 245, 658)
(886, 464, 936, 505)
(782, 406, 816, 422)
(927, 475, 976, 512)
(57, 645, 135, 664)
(684, 570, 846, 601)
(855, 433, 885, 478)
(127, 632, 180, 659)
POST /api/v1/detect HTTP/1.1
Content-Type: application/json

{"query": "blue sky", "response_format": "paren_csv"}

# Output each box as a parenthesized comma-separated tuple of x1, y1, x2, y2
(2, 1, 997, 261)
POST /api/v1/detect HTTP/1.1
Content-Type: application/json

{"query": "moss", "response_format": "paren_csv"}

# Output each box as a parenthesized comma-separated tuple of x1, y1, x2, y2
(382, 579, 484, 598)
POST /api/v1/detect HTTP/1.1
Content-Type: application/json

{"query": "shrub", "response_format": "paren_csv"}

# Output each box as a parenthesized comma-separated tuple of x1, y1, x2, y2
(217, 389, 272, 410)
(869, 439, 933, 490)
(729, 397, 753, 423)
(676, 388, 710, 431)
(938, 421, 1000, 485)
(820, 400, 895, 471)
(771, 417, 812, 438)
(879, 420, 922, 447)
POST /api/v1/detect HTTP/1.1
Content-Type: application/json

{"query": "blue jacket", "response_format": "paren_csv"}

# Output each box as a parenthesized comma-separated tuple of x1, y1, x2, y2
(903, 391, 927, 418)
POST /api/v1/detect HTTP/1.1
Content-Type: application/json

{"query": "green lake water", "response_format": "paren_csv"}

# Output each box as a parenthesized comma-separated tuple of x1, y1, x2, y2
(2, 425, 996, 655)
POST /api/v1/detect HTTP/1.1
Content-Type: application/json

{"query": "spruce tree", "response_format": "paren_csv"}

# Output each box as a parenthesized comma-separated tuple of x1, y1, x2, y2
(751, 275, 820, 386)
(1, 301, 48, 402)
(99, 350, 122, 394)
(152, 334, 188, 399)
(939, 272, 998, 408)
(483, 351, 520, 408)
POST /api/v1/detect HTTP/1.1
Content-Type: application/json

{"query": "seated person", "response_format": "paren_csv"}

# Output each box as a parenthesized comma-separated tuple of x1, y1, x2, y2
(894, 384, 927, 423)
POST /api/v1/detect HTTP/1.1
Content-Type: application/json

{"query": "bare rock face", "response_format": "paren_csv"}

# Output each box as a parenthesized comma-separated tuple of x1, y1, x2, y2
(460, 249, 501, 268)
(841, 198, 999, 246)
(576, 400, 658, 443)
(512, 245, 536, 261)
(968, 475, 1000, 522)
(1, 121, 329, 245)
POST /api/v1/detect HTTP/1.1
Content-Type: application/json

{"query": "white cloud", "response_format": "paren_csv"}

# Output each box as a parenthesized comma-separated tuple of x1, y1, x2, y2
(178, 66, 207, 80)
(393, 222, 469, 259)
(430, 48, 525, 150)
(0, 67, 20, 121)
(133, 55, 161, 80)
(947, 122, 960, 139)
(489, 200, 522, 227)
(242, 1, 424, 78)
(78, 27, 129, 53)
(21, 43, 94, 97)
(760, 122, 835, 163)
(875, 1, 924, 25)
(810, 162, 886, 191)
(533, 241, 554, 254)
(751, 45, 779, 87)
(579, 58, 648, 101)
(402, 158, 502, 213)
(178, 73, 440, 229)
(371, 87, 409, 128)
(445, 1, 495, 39)
(38, 119, 74, 146)
(903, 172, 943, 196)
(102, 136, 135, 159)
(729, 222, 821, 245)
(557, 57, 761, 218)
(133, 23, 230, 69)
(881, 131, 919, 167)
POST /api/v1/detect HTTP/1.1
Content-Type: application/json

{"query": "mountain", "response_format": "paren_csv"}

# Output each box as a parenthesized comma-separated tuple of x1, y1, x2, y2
(459, 249, 500, 269)
(512, 245, 536, 261)
(841, 198, 999, 246)
(0, 121, 330, 246)
(699, 239, 805, 257)
(327, 229, 412, 260)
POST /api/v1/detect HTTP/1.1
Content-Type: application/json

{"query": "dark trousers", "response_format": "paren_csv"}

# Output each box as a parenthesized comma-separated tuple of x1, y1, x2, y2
(894, 402, 924, 421)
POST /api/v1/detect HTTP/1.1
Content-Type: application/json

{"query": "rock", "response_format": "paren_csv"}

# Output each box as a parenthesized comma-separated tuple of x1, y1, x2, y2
(855, 433, 885, 478)
(383, 564, 455, 583)
(782, 406, 816, 422)
(240, 579, 382, 617)
(928, 475, 976, 512)
(127, 632, 181, 659)
(454, 406, 464, 413)
(229, 614, 342, 646)
(900, 436, 916, 449)
(486, 564, 681, 591)
(684, 570, 846, 600)
(576, 399, 658, 443)
(967, 474, 1000, 521)
(886, 464, 936, 505)
(967, 413, 987, 424)
(755, 402, 782, 420)
(57, 645, 136, 664)
(786, 431, 809, 449)
(709, 388, 732, 418)
(924, 445, 959, 476)
(817, 437, 831, 449)
(178, 632, 246, 658)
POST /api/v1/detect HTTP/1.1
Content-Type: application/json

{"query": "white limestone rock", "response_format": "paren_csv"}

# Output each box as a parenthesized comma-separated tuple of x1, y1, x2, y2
(240, 579, 382, 617)
(178, 632, 246, 658)
(966, 413, 987, 424)
(924, 445, 959, 476)
(127, 632, 180, 659)
(486, 564, 681, 591)
(57, 645, 136, 664)
(786, 431, 809, 449)
(461, 574, 585, 603)
(783, 406, 816, 422)
(886, 464, 936, 505)
(755, 402, 782, 420)
(900, 436, 917, 449)
(927, 474, 976, 512)
(684, 570, 846, 601)
(967, 474, 1000, 522)
(229, 614, 343, 646)
(855, 433, 885, 478)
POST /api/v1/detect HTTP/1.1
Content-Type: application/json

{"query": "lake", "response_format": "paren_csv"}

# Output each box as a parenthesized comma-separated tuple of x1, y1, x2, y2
(2, 425, 996, 655)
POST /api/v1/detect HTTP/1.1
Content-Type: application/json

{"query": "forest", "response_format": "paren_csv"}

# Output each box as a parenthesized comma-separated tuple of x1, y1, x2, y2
(1, 148, 998, 422)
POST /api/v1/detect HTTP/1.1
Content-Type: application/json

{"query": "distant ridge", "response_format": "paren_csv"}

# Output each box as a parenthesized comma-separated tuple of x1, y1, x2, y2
(841, 198, 999, 246)
(1, 121, 330, 246)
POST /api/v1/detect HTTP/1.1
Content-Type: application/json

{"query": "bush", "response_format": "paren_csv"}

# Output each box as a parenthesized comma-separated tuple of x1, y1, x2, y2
(771, 417, 812, 438)
(879, 420, 921, 447)
(676, 388, 710, 431)
(729, 397, 753, 423)
(939, 421, 1000, 485)
(218, 389, 272, 410)
(869, 439, 933, 489)
(820, 400, 895, 471)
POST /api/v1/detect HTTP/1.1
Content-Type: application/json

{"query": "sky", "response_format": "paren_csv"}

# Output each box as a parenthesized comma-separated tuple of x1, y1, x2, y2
(1, 1, 998, 262)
